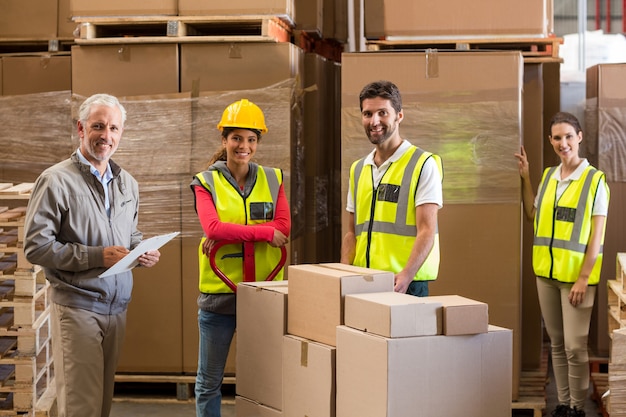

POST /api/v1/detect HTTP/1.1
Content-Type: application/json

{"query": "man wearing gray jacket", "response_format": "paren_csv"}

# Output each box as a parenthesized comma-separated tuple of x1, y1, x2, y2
(24, 93, 161, 417)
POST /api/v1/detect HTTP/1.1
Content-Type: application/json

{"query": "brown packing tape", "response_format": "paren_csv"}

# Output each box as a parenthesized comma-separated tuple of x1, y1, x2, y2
(118, 47, 131, 62)
(228, 44, 243, 59)
(39, 56, 51, 70)
(300, 339, 308, 367)
(425, 48, 439, 79)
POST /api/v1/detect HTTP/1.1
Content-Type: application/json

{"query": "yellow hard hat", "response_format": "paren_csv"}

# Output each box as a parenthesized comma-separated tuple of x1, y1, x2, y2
(217, 99, 268, 134)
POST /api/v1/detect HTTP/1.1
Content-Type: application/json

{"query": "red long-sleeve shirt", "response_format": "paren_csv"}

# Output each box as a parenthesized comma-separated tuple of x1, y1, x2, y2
(192, 184, 291, 242)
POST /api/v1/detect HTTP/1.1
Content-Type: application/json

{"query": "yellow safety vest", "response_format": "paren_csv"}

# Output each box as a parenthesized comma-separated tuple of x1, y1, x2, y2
(350, 146, 442, 281)
(194, 166, 284, 293)
(533, 165, 608, 285)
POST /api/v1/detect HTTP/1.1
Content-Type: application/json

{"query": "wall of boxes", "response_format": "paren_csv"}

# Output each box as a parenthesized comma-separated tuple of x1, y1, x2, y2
(2, 0, 626, 414)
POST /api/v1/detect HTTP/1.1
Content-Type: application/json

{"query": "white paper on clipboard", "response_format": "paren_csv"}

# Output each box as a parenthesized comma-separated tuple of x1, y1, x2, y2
(98, 231, 180, 278)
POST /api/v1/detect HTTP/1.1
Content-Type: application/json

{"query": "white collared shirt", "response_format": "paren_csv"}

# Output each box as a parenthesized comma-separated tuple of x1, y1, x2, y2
(534, 159, 608, 216)
(346, 140, 443, 213)
(76, 148, 114, 217)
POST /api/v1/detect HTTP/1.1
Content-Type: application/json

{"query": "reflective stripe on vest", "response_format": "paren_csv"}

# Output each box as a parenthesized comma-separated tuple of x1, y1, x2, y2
(351, 146, 441, 281)
(533, 165, 606, 285)
(194, 166, 284, 293)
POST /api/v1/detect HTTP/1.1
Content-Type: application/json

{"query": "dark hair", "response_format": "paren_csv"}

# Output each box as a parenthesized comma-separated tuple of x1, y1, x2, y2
(359, 80, 403, 113)
(205, 127, 262, 168)
(549, 112, 582, 136)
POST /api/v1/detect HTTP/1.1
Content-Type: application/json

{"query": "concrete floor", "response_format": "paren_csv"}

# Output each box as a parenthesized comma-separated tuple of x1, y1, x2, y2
(110, 384, 234, 417)
(109, 361, 605, 417)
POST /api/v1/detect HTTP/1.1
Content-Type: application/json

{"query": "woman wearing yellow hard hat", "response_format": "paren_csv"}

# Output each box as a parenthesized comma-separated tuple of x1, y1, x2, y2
(190, 99, 291, 417)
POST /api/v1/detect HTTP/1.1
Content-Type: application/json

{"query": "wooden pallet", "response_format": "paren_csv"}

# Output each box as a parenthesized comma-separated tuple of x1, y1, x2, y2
(591, 357, 610, 417)
(73, 15, 293, 45)
(512, 342, 549, 416)
(0, 282, 50, 328)
(113, 373, 235, 402)
(0, 307, 50, 357)
(0, 339, 53, 412)
(0, 39, 73, 55)
(365, 36, 563, 63)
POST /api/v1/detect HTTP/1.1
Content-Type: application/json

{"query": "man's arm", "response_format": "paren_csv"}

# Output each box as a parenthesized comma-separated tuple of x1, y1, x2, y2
(394, 203, 438, 293)
(340, 212, 356, 264)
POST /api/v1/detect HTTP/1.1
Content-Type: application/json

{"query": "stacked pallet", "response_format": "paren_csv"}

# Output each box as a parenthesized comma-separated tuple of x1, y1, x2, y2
(607, 253, 626, 336)
(607, 253, 626, 416)
(0, 183, 56, 416)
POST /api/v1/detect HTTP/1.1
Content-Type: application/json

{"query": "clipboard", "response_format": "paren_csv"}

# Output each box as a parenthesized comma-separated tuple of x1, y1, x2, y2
(98, 231, 180, 278)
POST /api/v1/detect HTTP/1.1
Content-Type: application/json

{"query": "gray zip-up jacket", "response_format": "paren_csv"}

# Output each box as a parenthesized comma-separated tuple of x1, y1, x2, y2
(24, 152, 143, 315)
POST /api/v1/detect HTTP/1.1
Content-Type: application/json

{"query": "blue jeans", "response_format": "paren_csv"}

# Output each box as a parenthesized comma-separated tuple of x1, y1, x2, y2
(407, 280, 429, 297)
(195, 309, 236, 417)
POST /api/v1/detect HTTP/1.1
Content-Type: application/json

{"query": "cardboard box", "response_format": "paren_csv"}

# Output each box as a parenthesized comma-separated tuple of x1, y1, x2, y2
(0, 0, 58, 38)
(364, 0, 552, 38)
(180, 43, 302, 93)
(2, 55, 71, 96)
(585, 63, 626, 182)
(117, 237, 183, 372)
(236, 281, 288, 410)
(344, 292, 442, 338)
(287, 263, 393, 346)
(178, 0, 292, 18)
(282, 335, 335, 417)
(294, 0, 323, 35)
(586, 64, 626, 355)
(336, 325, 512, 417)
(71, 44, 179, 97)
(58, 0, 77, 38)
(70, 0, 177, 16)
(427, 295, 488, 335)
(236, 396, 282, 417)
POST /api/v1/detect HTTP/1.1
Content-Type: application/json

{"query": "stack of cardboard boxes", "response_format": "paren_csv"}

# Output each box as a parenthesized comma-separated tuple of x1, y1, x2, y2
(235, 263, 512, 416)
(586, 64, 626, 356)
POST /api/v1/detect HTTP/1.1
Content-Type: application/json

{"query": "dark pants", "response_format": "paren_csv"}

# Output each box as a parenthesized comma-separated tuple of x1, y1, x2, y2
(407, 280, 429, 297)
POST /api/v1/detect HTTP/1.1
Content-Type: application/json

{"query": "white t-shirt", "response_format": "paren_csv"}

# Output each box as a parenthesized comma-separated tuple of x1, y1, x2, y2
(533, 159, 609, 216)
(346, 140, 443, 213)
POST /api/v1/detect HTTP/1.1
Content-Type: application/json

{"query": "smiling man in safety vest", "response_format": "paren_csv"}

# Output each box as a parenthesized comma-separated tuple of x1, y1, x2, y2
(340, 80, 443, 296)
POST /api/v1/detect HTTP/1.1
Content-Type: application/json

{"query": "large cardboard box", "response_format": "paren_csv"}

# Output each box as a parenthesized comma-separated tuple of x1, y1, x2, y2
(117, 237, 183, 372)
(294, 0, 323, 35)
(236, 281, 288, 411)
(178, 0, 292, 18)
(180, 43, 302, 93)
(336, 325, 512, 417)
(428, 295, 488, 336)
(236, 396, 282, 417)
(585, 63, 626, 183)
(70, 0, 177, 16)
(344, 292, 442, 338)
(0, 0, 58, 38)
(287, 263, 393, 346)
(341, 50, 524, 398)
(282, 335, 335, 417)
(364, 0, 553, 38)
(58, 0, 77, 38)
(2, 55, 71, 96)
(301, 53, 340, 264)
(586, 63, 626, 355)
(71, 44, 179, 97)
